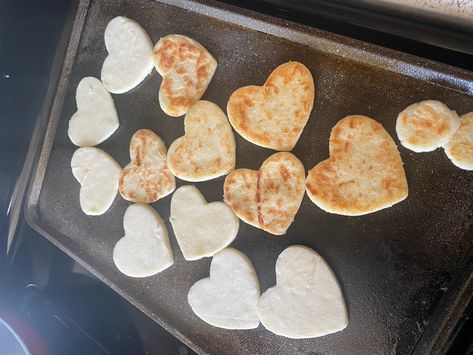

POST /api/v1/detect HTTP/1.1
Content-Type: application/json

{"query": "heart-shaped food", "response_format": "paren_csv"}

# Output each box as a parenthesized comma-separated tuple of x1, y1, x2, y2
(119, 129, 175, 203)
(101, 16, 154, 94)
(257, 245, 348, 339)
(306, 115, 408, 216)
(167, 100, 236, 181)
(71, 147, 121, 215)
(68, 77, 119, 147)
(113, 203, 173, 277)
(153, 34, 217, 117)
(188, 248, 260, 329)
(396, 100, 460, 152)
(444, 112, 473, 170)
(227, 61, 314, 151)
(224, 152, 305, 235)
(170, 185, 239, 261)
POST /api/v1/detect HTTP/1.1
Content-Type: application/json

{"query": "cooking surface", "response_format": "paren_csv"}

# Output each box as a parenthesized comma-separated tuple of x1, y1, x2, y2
(26, 0, 473, 353)
(357, 0, 473, 23)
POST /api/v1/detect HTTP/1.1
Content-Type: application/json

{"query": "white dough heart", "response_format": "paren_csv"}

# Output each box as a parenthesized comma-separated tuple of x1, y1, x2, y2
(170, 185, 239, 261)
(257, 245, 348, 339)
(188, 248, 260, 329)
(71, 147, 121, 215)
(113, 203, 173, 277)
(68, 77, 119, 146)
(101, 16, 154, 94)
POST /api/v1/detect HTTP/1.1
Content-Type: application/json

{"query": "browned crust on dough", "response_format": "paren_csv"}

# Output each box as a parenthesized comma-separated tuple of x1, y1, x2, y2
(306, 115, 408, 216)
(224, 169, 259, 228)
(258, 152, 306, 235)
(445, 112, 473, 168)
(223, 152, 305, 235)
(227, 61, 314, 151)
(153, 35, 216, 116)
(166, 101, 235, 181)
(119, 129, 175, 203)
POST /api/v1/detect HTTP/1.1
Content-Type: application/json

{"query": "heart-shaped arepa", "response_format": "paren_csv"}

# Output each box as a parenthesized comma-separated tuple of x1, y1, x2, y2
(153, 34, 217, 117)
(119, 129, 175, 203)
(113, 203, 173, 277)
(227, 61, 314, 151)
(167, 100, 236, 181)
(224, 152, 305, 235)
(68, 77, 119, 147)
(101, 17, 154, 94)
(188, 248, 260, 329)
(170, 185, 239, 261)
(71, 147, 121, 215)
(306, 115, 408, 216)
(257, 245, 348, 338)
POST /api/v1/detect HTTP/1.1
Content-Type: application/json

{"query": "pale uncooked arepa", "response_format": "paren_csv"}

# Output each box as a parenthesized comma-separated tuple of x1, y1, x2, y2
(101, 17, 154, 94)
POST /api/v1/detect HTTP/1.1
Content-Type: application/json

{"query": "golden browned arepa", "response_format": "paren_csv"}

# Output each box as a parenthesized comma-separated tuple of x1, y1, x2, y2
(153, 34, 217, 117)
(306, 115, 408, 216)
(167, 100, 236, 181)
(224, 152, 305, 235)
(119, 129, 175, 203)
(227, 61, 314, 151)
(444, 111, 473, 170)
(396, 100, 459, 152)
